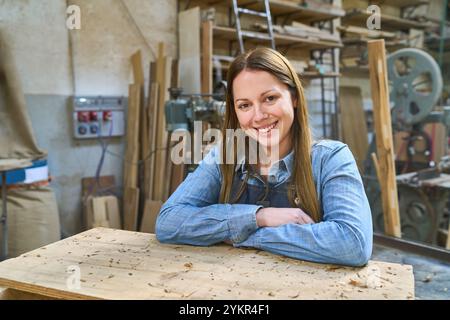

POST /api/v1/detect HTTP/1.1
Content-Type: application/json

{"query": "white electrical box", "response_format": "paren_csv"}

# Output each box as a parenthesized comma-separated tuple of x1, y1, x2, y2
(73, 96, 125, 139)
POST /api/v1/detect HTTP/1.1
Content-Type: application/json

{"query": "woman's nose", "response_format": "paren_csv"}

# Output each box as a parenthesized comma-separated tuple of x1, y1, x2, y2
(253, 105, 267, 122)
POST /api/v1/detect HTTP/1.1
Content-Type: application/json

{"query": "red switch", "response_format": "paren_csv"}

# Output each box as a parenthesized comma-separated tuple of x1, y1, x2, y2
(78, 111, 90, 122)
(103, 111, 113, 121)
(89, 111, 98, 121)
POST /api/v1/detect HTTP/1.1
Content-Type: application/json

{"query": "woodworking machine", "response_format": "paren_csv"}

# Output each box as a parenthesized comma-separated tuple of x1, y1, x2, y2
(364, 48, 450, 246)
(164, 88, 225, 132)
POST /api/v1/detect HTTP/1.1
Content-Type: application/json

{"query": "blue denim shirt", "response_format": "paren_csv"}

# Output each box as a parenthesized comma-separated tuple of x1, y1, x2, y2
(156, 140, 373, 267)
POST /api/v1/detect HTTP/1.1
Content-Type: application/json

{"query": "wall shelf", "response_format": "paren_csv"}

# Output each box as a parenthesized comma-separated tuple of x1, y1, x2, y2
(370, 0, 429, 8)
(213, 25, 342, 50)
(197, 0, 345, 23)
(237, 0, 345, 23)
(342, 9, 432, 31)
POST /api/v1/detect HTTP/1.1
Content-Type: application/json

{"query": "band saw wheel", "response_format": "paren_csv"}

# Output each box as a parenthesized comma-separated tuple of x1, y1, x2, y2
(387, 48, 443, 126)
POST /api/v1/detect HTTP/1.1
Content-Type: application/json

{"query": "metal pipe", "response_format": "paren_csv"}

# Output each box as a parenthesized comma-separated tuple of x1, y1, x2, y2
(374, 232, 450, 263)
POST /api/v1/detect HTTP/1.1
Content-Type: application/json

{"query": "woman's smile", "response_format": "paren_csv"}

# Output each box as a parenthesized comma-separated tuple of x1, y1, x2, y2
(254, 120, 278, 134)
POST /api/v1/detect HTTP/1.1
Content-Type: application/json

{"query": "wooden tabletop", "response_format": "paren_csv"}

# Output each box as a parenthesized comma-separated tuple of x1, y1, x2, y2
(0, 228, 415, 300)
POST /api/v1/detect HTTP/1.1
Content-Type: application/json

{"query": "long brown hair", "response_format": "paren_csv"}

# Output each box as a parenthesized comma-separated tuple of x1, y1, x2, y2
(219, 47, 322, 222)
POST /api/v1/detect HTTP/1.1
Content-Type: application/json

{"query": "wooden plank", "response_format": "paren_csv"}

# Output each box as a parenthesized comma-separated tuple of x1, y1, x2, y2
(368, 39, 401, 238)
(339, 86, 369, 172)
(131, 50, 147, 232)
(163, 60, 184, 199)
(179, 7, 201, 94)
(131, 50, 147, 166)
(201, 20, 213, 95)
(130, 50, 145, 86)
(92, 197, 109, 228)
(140, 200, 162, 234)
(162, 60, 180, 201)
(85, 196, 94, 230)
(123, 84, 141, 229)
(123, 187, 139, 231)
(123, 84, 140, 189)
(104, 196, 121, 229)
(146, 82, 159, 200)
(81, 176, 116, 230)
(153, 43, 171, 201)
(0, 228, 415, 300)
(337, 25, 396, 39)
(89, 196, 121, 229)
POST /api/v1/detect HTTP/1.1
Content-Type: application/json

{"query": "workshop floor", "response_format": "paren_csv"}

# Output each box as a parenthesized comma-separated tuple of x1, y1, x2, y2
(372, 244, 450, 300)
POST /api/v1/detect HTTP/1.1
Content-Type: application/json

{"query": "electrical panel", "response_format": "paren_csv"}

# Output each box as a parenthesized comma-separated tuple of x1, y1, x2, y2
(73, 96, 125, 139)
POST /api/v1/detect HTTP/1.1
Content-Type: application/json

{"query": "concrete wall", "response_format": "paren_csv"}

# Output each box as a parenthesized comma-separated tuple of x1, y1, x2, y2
(0, 0, 177, 237)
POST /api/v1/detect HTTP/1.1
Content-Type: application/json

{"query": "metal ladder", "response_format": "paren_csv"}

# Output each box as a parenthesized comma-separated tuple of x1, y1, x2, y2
(232, 0, 276, 54)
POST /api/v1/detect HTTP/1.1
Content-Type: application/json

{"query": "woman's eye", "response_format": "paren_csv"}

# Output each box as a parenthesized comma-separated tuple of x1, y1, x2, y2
(238, 103, 249, 110)
(265, 95, 277, 103)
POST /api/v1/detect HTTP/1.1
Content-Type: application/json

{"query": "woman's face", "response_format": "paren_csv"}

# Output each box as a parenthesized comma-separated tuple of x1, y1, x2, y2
(232, 69, 296, 158)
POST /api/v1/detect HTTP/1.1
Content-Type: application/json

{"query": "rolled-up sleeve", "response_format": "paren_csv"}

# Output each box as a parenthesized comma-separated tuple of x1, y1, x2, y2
(234, 142, 373, 267)
(156, 147, 261, 245)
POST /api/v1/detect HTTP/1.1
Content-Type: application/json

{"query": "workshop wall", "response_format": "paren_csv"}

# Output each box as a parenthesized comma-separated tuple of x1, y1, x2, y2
(0, 0, 177, 237)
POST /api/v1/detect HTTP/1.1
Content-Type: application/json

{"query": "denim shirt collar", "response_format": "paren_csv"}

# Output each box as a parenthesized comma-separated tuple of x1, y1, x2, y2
(234, 149, 294, 184)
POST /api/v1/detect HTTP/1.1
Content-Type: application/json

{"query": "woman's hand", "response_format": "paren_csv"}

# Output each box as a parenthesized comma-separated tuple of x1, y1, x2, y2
(256, 207, 314, 227)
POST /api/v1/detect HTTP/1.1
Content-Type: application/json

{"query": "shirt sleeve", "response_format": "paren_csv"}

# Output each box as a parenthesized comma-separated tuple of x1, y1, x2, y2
(155, 146, 261, 245)
(233, 143, 373, 267)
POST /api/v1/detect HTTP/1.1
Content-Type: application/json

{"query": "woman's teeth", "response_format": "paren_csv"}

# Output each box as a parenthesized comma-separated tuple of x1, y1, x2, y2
(257, 121, 278, 133)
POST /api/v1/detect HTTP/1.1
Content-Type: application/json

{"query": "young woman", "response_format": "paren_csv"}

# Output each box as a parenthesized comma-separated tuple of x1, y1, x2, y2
(156, 48, 373, 267)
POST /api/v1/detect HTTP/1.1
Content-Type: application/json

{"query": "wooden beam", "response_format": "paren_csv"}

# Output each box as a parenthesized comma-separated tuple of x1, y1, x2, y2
(368, 39, 401, 238)
(153, 43, 172, 201)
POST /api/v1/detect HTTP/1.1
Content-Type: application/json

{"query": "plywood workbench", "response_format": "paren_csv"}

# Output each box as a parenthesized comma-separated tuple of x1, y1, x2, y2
(0, 228, 414, 300)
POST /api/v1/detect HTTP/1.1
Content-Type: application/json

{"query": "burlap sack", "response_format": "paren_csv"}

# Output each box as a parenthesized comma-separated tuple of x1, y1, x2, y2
(0, 186, 61, 258)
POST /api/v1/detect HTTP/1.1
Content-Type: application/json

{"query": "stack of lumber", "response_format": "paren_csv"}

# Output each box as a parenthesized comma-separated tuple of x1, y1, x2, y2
(121, 43, 185, 233)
